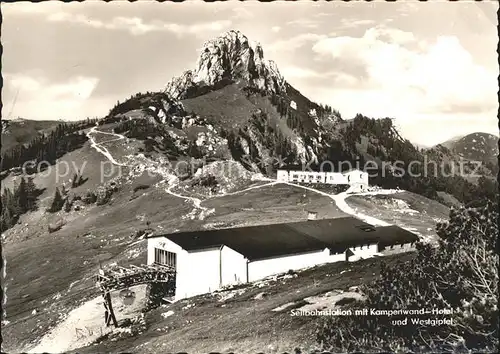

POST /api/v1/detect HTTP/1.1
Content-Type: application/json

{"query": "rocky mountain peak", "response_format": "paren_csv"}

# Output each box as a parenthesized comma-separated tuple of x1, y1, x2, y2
(164, 30, 286, 100)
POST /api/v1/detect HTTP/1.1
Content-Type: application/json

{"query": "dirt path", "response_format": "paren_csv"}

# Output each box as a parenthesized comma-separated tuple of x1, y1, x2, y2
(165, 179, 214, 220)
(332, 189, 404, 226)
(278, 182, 402, 226)
(86, 126, 127, 166)
(87, 127, 205, 216)
(87, 127, 281, 221)
(164, 181, 280, 221)
(86, 129, 400, 226)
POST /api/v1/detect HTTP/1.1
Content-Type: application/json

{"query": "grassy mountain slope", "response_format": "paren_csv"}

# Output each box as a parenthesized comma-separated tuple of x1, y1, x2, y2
(181, 82, 263, 129)
(345, 191, 450, 244)
(101, 89, 497, 208)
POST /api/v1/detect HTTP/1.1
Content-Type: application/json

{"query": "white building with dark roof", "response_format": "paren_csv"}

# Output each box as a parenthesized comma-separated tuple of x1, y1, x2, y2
(147, 217, 419, 301)
(277, 169, 369, 191)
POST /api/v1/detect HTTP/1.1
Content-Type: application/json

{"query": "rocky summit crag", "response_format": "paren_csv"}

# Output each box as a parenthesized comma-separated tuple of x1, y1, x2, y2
(164, 30, 286, 100)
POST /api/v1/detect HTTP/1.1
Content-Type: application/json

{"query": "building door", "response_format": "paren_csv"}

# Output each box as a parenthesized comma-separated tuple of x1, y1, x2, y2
(153, 248, 177, 301)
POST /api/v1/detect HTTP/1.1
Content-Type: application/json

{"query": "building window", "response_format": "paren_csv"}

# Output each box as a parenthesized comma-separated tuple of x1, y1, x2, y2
(154, 248, 177, 269)
(292, 174, 298, 179)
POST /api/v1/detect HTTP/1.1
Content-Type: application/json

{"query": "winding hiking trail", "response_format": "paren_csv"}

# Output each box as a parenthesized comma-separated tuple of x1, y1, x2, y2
(279, 181, 400, 227)
(247, 175, 400, 226)
(165, 181, 214, 220)
(220, 181, 280, 197)
(87, 126, 398, 225)
(87, 126, 210, 218)
(86, 126, 128, 166)
(87, 127, 281, 220)
(276, 183, 429, 242)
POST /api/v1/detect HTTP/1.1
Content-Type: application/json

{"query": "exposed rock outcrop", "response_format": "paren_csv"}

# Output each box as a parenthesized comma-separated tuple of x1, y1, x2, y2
(165, 30, 286, 100)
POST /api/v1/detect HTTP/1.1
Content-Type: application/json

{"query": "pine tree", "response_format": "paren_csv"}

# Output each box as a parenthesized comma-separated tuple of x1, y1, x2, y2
(3, 188, 16, 215)
(16, 177, 28, 213)
(64, 196, 73, 213)
(48, 187, 65, 213)
(71, 172, 85, 189)
(1, 186, 22, 230)
(25, 177, 37, 211)
(1, 208, 13, 231)
(61, 184, 68, 196)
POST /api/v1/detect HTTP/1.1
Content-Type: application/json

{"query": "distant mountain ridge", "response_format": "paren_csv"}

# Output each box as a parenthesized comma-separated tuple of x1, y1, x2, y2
(1, 118, 62, 154)
(438, 134, 466, 150)
(436, 132, 498, 163)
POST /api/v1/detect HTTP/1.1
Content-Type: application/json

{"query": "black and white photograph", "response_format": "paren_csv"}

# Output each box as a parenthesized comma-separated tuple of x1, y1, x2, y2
(1, 1, 498, 353)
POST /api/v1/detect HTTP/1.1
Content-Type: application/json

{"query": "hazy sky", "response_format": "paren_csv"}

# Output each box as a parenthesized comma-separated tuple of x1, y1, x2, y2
(2, 1, 498, 146)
